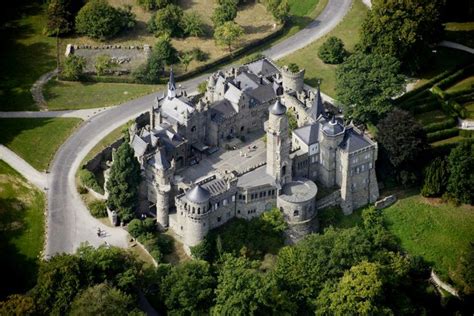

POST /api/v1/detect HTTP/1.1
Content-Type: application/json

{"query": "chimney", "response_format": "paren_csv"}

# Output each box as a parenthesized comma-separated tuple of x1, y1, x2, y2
(259, 75, 263, 84)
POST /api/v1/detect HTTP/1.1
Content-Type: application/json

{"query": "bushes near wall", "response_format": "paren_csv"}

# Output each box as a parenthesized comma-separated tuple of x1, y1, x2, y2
(78, 168, 104, 194)
(435, 63, 474, 90)
(88, 200, 108, 218)
(427, 127, 460, 143)
(411, 99, 441, 114)
(127, 218, 173, 263)
(424, 117, 457, 133)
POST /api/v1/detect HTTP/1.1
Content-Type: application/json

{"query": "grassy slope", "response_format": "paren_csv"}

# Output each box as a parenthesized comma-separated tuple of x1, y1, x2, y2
(44, 81, 161, 110)
(0, 118, 82, 170)
(445, 76, 474, 94)
(278, 0, 368, 97)
(383, 194, 474, 280)
(444, 22, 474, 48)
(0, 160, 45, 298)
(0, 2, 55, 111)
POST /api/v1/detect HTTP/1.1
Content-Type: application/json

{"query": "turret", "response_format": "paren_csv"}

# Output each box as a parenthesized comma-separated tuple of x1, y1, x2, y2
(167, 68, 176, 99)
(183, 185, 211, 247)
(152, 148, 174, 230)
(266, 99, 292, 186)
(281, 65, 305, 93)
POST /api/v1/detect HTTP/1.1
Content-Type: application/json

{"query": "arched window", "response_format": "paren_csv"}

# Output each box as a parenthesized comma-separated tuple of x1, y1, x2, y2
(197, 208, 200, 214)
(192, 207, 195, 214)
(282, 165, 286, 176)
(191, 126, 196, 132)
(293, 210, 299, 217)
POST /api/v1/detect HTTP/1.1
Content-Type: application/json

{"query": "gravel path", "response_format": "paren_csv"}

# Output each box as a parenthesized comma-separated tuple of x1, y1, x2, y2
(30, 69, 58, 111)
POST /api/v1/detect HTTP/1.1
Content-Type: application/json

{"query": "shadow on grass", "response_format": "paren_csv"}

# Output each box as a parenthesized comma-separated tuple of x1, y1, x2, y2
(0, 197, 39, 299)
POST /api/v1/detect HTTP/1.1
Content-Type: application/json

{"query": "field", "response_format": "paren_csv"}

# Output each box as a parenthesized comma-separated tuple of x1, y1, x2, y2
(44, 81, 161, 110)
(0, 160, 45, 298)
(0, 118, 82, 170)
(383, 194, 474, 282)
(278, 0, 368, 97)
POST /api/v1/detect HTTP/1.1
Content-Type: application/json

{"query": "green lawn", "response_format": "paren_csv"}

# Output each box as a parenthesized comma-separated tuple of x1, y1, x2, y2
(0, 160, 45, 298)
(0, 2, 56, 111)
(44, 81, 162, 110)
(446, 76, 474, 94)
(383, 194, 474, 281)
(278, 0, 368, 97)
(284, 0, 328, 37)
(82, 122, 129, 164)
(415, 110, 449, 126)
(0, 118, 82, 171)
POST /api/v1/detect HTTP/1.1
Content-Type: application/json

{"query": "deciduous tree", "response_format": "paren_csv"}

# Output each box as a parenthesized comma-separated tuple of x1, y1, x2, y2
(148, 4, 184, 37)
(212, 0, 238, 27)
(447, 141, 474, 204)
(62, 55, 86, 80)
(214, 21, 244, 51)
(318, 36, 347, 64)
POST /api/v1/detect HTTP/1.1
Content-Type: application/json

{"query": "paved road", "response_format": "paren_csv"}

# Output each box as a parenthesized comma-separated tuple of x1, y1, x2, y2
(44, 0, 353, 257)
(264, 0, 352, 60)
(439, 40, 474, 55)
(0, 145, 47, 189)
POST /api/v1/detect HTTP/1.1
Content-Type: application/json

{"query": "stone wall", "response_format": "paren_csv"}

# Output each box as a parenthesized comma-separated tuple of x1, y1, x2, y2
(316, 190, 341, 210)
(84, 138, 124, 173)
(374, 195, 397, 209)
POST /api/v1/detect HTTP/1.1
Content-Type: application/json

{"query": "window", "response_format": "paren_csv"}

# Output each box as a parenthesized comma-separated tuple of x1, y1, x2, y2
(232, 195, 235, 202)
(237, 210, 241, 214)
(217, 217, 221, 222)
(369, 162, 373, 169)
(223, 199, 228, 206)
(282, 165, 286, 176)
(293, 210, 299, 217)
(191, 126, 196, 132)
(197, 208, 200, 214)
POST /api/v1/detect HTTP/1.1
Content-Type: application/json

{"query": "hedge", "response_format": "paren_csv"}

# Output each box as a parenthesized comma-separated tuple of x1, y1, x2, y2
(399, 93, 437, 110)
(78, 168, 105, 194)
(435, 63, 474, 90)
(454, 92, 474, 103)
(427, 127, 460, 142)
(423, 117, 457, 133)
(411, 99, 440, 114)
(460, 129, 474, 138)
(429, 138, 474, 156)
(88, 200, 107, 218)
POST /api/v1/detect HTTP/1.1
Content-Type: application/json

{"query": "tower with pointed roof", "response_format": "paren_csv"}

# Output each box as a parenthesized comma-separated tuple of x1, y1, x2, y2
(167, 68, 176, 99)
(266, 99, 292, 186)
(308, 82, 324, 122)
(150, 148, 175, 230)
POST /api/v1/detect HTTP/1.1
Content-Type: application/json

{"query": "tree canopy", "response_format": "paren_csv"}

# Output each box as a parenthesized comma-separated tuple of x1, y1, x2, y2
(148, 4, 184, 37)
(318, 36, 347, 64)
(421, 157, 449, 197)
(360, 0, 444, 72)
(335, 52, 405, 124)
(214, 21, 244, 51)
(212, 0, 238, 27)
(106, 141, 141, 223)
(447, 141, 474, 204)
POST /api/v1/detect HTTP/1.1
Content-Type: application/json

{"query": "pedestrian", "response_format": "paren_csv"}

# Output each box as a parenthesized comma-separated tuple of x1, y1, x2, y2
(97, 227, 101, 237)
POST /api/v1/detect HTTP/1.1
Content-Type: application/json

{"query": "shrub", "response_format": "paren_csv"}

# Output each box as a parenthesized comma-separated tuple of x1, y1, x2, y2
(190, 48, 209, 62)
(89, 200, 108, 218)
(287, 63, 299, 73)
(265, 0, 290, 23)
(212, 0, 238, 27)
(78, 168, 104, 194)
(318, 36, 347, 64)
(128, 218, 156, 238)
(62, 55, 86, 80)
(460, 130, 474, 138)
(75, 0, 136, 40)
(182, 12, 204, 37)
(95, 54, 117, 76)
(197, 81, 207, 94)
(242, 53, 265, 64)
(435, 63, 474, 89)
(411, 99, 440, 114)
(426, 127, 459, 142)
(421, 157, 449, 197)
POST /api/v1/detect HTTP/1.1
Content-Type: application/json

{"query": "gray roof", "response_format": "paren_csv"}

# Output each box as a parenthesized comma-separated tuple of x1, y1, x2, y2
(235, 72, 260, 91)
(308, 86, 324, 120)
(293, 123, 319, 145)
(131, 135, 148, 157)
(148, 148, 170, 170)
(269, 99, 286, 115)
(186, 185, 211, 203)
(202, 177, 228, 196)
(210, 99, 237, 123)
(339, 127, 372, 152)
(237, 165, 276, 188)
(322, 116, 344, 136)
(246, 58, 280, 78)
(247, 84, 277, 104)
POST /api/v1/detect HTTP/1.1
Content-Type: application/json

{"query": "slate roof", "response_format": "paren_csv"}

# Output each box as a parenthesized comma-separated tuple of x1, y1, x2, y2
(247, 84, 276, 104)
(308, 86, 324, 120)
(224, 83, 243, 106)
(235, 72, 260, 91)
(321, 116, 344, 136)
(201, 177, 228, 196)
(186, 185, 211, 203)
(293, 123, 320, 145)
(269, 99, 286, 115)
(131, 135, 148, 157)
(339, 127, 373, 152)
(210, 99, 237, 123)
(148, 148, 170, 170)
(161, 96, 194, 124)
(245, 58, 280, 78)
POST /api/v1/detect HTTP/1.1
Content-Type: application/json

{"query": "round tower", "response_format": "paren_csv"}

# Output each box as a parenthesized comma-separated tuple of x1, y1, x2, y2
(153, 150, 174, 230)
(319, 116, 345, 188)
(183, 185, 211, 247)
(281, 65, 305, 93)
(266, 99, 292, 185)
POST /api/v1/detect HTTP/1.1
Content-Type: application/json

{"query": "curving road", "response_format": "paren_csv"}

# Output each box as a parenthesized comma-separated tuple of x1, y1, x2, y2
(45, 0, 353, 257)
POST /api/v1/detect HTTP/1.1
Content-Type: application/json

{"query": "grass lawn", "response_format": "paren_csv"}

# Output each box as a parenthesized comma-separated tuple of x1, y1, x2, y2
(278, 0, 368, 97)
(82, 122, 128, 164)
(0, 118, 82, 171)
(283, 0, 328, 37)
(383, 194, 474, 281)
(445, 76, 474, 94)
(444, 22, 474, 48)
(0, 160, 45, 298)
(0, 2, 55, 111)
(415, 110, 449, 126)
(44, 81, 161, 110)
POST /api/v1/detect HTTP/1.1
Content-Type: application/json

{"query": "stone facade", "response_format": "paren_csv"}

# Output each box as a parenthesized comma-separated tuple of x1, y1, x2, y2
(125, 58, 379, 251)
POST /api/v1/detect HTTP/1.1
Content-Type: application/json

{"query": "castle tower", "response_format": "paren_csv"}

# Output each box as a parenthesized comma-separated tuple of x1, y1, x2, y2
(167, 68, 176, 99)
(318, 116, 345, 188)
(183, 185, 211, 247)
(266, 99, 292, 186)
(153, 149, 174, 230)
(281, 65, 305, 93)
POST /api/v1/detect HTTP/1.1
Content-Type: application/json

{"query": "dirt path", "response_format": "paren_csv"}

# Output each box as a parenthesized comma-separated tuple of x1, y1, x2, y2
(31, 69, 58, 111)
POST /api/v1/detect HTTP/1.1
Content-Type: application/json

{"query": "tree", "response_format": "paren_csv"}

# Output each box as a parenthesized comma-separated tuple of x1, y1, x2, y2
(69, 283, 139, 316)
(95, 54, 117, 76)
(214, 21, 244, 51)
(137, 0, 172, 11)
(197, 81, 208, 94)
(75, 0, 136, 40)
(46, 0, 72, 73)
(318, 36, 347, 64)
(182, 12, 205, 37)
(447, 141, 474, 204)
(287, 63, 299, 73)
(421, 157, 449, 197)
(154, 35, 179, 66)
(179, 51, 194, 72)
(335, 52, 405, 123)
(265, 0, 290, 23)
(214, 255, 273, 315)
(128, 218, 156, 238)
(133, 44, 165, 84)
(454, 243, 474, 296)
(360, 0, 444, 73)
(321, 261, 389, 315)
(148, 4, 184, 37)
(376, 109, 427, 184)
(62, 55, 86, 80)
(106, 141, 141, 223)
(212, 0, 238, 27)
(160, 260, 216, 314)
(261, 208, 287, 233)
(0, 294, 35, 315)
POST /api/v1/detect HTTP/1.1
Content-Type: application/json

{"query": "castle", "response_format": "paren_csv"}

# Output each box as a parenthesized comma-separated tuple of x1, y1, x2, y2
(128, 58, 379, 251)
